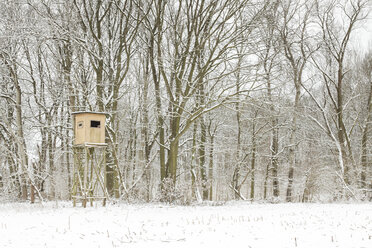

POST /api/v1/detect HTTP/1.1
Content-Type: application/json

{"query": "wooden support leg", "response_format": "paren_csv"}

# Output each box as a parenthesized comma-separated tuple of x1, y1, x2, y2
(30, 184, 35, 204)
(83, 147, 88, 208)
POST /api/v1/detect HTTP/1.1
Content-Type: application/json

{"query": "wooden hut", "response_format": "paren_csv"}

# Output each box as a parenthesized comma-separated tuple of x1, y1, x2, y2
(72, 112, 107, 145)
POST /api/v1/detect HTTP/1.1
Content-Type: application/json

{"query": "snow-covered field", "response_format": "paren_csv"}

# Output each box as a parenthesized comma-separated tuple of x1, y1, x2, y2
(0, 201, 371, 248)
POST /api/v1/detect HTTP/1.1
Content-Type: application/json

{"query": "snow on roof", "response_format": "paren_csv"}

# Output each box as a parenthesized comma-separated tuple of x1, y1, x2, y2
(71, 111, 109, 115)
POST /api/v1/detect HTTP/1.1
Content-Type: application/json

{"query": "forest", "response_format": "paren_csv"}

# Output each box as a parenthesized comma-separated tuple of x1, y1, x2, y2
(0, 0, 371, 204)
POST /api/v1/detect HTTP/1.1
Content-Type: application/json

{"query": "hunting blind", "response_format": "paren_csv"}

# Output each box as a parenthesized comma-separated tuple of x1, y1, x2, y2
(71, 112, 108, 208)
(73, 112, 106, 145)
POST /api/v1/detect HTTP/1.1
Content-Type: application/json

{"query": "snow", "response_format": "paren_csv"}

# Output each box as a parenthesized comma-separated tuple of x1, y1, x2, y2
(0, 202, 371, 248)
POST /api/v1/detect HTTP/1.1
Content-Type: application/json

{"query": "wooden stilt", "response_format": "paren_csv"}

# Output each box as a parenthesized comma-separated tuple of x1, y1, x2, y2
(72, 144, 108, 207)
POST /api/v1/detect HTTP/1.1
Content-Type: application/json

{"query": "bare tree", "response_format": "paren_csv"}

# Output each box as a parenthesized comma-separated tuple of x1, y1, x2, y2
(307, 0, 369, 197)
(277, 0, 318, 202)
(359, 51, 372, 198)
(144, 0, 265, 200)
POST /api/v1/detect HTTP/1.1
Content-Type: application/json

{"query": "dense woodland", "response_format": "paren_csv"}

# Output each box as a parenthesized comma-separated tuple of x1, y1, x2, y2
(0, 0, 371, 203)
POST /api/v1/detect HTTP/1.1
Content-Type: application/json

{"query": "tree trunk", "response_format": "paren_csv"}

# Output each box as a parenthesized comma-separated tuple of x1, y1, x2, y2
(191, 122, 197, 199)
(336, 66, 349, 185)
(148, 4, 166, 189)
(14, 68, 28, 200)
(286, 82, 300, 202)
(272, 118, 280, 198)
(199, 118, 208, 200)
(250, 115, 257, 201)
(361, 77, 372, 194)
(62, 40, 73, 197)
(141, 54, 152, 202)
(233, 70, 242, 199)
(208, 127, 215, 201)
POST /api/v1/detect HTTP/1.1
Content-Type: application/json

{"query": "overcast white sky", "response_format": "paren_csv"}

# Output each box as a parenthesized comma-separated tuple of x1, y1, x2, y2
(351, 10, 372, 54)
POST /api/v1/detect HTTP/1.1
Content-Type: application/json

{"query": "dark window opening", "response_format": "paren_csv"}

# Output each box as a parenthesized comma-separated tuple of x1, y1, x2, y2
(90, 120, 101, 128)
(78, 121, 84, 128)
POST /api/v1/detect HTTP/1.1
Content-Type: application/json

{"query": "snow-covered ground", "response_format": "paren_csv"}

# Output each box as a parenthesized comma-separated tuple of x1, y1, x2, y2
(0, 201, 371, 248)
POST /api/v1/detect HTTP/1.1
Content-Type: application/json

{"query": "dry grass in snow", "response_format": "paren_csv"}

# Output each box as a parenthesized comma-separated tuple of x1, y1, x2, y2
(0, 202, 371, 248)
